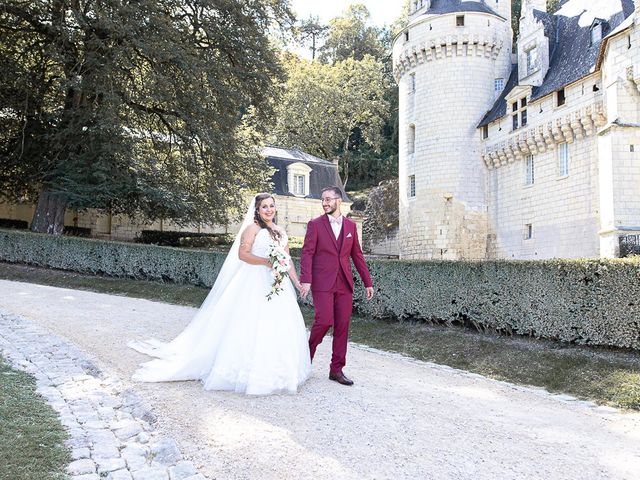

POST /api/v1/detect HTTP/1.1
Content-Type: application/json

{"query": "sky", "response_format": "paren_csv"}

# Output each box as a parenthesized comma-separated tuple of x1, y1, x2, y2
(289, 0, 404, 27)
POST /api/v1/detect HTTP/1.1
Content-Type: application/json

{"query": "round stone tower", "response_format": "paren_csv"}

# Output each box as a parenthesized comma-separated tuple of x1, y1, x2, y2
(393, 0, 512, 259)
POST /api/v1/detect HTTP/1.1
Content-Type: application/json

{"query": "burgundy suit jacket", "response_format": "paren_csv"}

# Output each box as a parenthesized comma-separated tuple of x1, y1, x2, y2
(300, 214, 373, 292)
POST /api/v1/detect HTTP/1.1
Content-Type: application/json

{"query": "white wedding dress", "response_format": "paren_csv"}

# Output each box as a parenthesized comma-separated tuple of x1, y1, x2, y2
(129, 213, 312, 395)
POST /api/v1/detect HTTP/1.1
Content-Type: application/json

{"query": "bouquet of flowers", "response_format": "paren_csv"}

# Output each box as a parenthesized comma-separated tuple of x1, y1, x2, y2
(266, 242, 290, 300)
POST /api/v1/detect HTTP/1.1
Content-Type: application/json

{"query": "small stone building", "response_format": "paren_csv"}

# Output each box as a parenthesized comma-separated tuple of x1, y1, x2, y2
(393, 0, 640, 259)
(0, 146, 352, 240)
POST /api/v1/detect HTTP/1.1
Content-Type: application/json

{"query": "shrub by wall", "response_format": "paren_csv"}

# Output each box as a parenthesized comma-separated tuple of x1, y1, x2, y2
(0, 228, 226, 287)
(352, 258, 640, 350)
(136, 230, 233, 247)
(0, 219, 28, 230)
(2, 228, 640, 350)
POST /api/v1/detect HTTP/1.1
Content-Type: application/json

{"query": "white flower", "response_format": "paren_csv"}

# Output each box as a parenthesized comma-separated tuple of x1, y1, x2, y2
(266, 242, 290, 300)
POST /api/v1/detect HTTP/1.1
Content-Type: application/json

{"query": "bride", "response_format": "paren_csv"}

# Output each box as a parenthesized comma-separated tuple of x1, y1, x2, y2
(129, 193, 312, 395)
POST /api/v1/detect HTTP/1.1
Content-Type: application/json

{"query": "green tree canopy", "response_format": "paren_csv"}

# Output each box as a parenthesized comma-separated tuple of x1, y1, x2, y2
(0, 0, 291, 233)
(318, 4, 386, 64)
(271, 54, 389, 189)
(294, 15, 328, 61)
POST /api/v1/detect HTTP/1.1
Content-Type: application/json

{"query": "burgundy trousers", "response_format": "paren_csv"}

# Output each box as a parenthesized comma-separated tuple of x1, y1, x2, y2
(308, 271, 354, 374)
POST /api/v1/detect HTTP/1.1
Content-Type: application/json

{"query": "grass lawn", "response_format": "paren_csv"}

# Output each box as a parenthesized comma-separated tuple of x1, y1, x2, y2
(0, 358, 70, 480)
(1, 261, 639, 411)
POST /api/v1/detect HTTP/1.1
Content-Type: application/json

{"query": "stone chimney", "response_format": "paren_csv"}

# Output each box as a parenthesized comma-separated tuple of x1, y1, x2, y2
(517, 0, 551, 85)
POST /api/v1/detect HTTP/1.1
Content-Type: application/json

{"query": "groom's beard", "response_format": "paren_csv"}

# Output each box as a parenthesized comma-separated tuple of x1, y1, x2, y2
(324, 206, 337, 215)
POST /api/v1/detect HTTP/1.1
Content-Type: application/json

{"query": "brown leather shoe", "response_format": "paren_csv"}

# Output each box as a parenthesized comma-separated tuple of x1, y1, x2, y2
(329, 372, 354, 386)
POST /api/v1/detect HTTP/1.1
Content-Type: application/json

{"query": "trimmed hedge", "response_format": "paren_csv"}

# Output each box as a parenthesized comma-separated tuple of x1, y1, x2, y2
(63, 226, 91, 237)
(136, 230, 233, 247)
(1, 228, 640, 350)
(0, 219, 28, 230)
(0, 228, 226, 287)
(352, 258, 640, 350)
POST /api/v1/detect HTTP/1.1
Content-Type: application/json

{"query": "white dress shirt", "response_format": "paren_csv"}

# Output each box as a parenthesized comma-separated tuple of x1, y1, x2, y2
(328, 214, 343, 240)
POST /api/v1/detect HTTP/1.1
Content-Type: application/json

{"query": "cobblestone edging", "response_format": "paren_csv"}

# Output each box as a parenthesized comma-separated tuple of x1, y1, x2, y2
(0, 309, 207, 480)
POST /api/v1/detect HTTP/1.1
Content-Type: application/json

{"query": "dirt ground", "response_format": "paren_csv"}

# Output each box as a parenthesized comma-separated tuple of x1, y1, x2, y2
(2, 279, 640, 480)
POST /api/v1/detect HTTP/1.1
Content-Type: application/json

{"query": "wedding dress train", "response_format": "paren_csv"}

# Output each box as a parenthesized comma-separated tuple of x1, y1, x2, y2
(129, 218, 311, 395)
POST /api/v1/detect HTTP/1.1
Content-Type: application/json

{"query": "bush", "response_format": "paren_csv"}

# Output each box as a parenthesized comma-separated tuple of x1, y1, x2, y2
(136, 230, 232, 247)
(178, 235, 233, 248)
(0, 228, 226, 287)
(2, 228, 639, 350)
(351, 258, 640, 350)
(0, 218, 28, 229)
(63, 226, 91, 237)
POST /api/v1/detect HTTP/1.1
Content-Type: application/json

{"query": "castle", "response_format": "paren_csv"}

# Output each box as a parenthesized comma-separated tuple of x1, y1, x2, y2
(392, 0, 640, 259)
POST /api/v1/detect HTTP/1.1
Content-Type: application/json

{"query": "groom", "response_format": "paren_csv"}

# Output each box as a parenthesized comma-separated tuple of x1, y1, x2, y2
(300, 186, 374, 386)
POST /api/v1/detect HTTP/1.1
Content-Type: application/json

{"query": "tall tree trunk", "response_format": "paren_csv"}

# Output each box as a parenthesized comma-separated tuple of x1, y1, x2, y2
(341, 136, 350, 190)
(31, 188, 67, 234)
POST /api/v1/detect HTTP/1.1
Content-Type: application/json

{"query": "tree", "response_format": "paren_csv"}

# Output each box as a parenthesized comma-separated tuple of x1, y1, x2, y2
(318, 4, 386, 64)
(391, 0, 412, 37)
(271, 54, 389, 189)
(295, 15, 328, 61)
(0, 0, 291, 234)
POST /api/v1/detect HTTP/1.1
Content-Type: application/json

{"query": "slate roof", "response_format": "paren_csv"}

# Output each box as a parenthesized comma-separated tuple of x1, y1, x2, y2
(478, 1, 635, 127)
(419, 0, 502, 18)
(263, 146, 349, 201)
(478, 64, 519, 127)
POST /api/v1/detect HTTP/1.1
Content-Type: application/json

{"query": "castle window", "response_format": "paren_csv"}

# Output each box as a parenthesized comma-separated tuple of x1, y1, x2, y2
(410, 73, 416, 94)
(558, 143, 569, 177)
(525, 155, 535, 186)
(408, 124, 416, 154)
(591, 23, 602, 45)
(526, 47, 539, 76)
(409, 175, 416, 198)
(286, 162, 312, 197)
(494, 78, 504, 94)
(482, 125, 489, 140)
(512, 98, 527, 131)
(404, 30, 409, 42)
(524, 224, 533, 240)
(456, 15, 465, 27)
(557, 88, 566, 106)
(293, 174, 305, 195)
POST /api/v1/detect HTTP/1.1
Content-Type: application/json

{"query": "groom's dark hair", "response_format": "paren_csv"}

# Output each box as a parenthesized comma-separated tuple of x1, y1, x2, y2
(321, 186, 343, 199)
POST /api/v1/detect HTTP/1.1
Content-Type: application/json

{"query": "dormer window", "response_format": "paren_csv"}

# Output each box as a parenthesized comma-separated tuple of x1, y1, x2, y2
(512, 97, 528, 131)
(591, 23, 603, 45)
(286, 162, 312, 197)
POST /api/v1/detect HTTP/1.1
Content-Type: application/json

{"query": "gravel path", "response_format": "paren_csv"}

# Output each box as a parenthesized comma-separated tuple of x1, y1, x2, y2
(1, 279, 640, 480)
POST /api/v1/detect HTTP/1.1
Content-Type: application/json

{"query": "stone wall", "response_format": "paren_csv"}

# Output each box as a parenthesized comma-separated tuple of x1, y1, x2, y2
(597, 18, 640, 256)
(394, 10, 512, 260)
(0, 195, 355, 242)
(481, 10, 640, 259)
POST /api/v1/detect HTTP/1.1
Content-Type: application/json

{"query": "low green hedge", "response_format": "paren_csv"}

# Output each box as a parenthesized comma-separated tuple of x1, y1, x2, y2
(352, 258, 640, 350)
(136, 230, 233, 247)
(1, 228, 639, 350)
(0, 228, 226, 286)
(0, 219, 28, 230)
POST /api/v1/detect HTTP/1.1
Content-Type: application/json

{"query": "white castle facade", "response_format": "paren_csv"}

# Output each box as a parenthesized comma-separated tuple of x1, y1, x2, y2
(392, 0, 640, 260)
